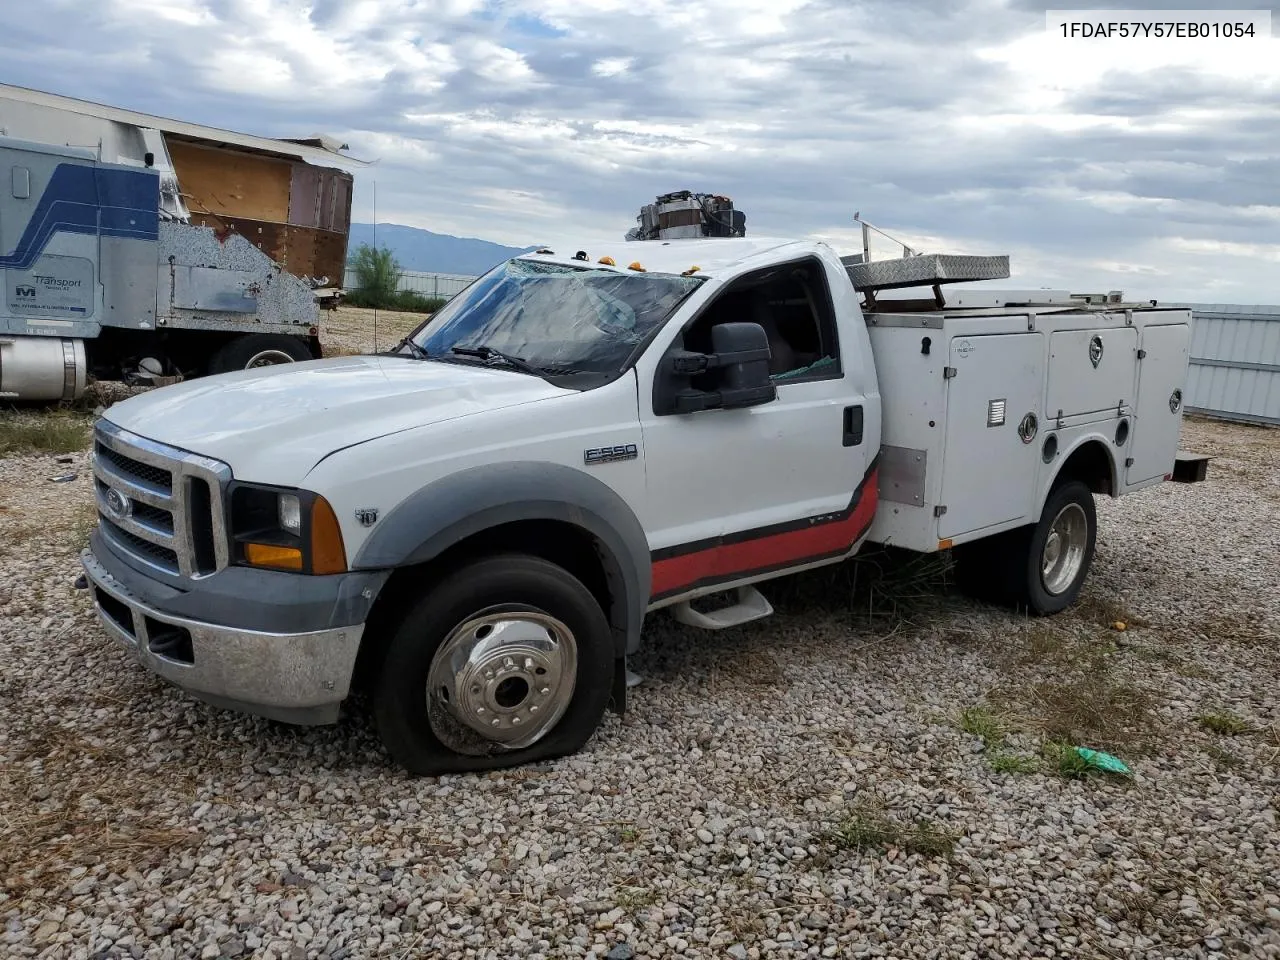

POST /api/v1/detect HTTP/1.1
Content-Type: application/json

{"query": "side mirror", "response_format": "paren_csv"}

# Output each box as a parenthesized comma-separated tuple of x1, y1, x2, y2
(708, 321, 777, 409)
(654, 321, 777, 415)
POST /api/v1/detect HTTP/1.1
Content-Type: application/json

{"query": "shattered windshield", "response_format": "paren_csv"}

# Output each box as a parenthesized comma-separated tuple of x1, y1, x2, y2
(408, 258, 704, 384)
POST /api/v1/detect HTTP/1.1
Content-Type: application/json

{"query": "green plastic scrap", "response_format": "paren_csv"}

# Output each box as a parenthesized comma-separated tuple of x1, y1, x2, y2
(1075, 747, 1132, 776)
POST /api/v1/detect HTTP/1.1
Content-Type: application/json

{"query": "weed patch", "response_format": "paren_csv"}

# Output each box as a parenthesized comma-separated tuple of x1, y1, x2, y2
(1204, 745, 1242, 769)
(957, 705, 1007, 745)
(825, 801, 958, 858)
(1197, 711, 1250, 736)
(990, 753, 1040, 774)
(0, 409, 91, 457)
(1021, 674, 1156, 754)
(613, 885, 658, 912)
(1042, 740, 1095, 779)
(770, 546, 952, 628)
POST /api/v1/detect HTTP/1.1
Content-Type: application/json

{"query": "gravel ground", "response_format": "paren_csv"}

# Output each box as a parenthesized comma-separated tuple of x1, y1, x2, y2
(1, 406, 1277, 959)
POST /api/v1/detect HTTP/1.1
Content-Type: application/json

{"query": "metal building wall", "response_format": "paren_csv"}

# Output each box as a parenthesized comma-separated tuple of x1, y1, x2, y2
(1172, 303, 1280, 426)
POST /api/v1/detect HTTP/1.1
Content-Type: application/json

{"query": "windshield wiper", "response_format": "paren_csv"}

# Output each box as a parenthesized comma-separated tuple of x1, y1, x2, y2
(394, 337, 429, 360)
(450, 345, 545, 377)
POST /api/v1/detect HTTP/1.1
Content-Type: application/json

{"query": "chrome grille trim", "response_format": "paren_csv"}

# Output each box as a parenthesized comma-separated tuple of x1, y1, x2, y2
(92, 420, 232, 579)
(91, 461, 172, 509)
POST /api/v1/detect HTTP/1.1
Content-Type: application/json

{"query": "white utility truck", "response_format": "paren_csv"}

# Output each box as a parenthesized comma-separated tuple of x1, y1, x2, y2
(80, 217, 1203, 774)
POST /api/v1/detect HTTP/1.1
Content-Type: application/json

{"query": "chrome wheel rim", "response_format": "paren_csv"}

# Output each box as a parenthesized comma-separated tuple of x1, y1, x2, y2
(246, 349, 295, 368)
(426, 609, 577, 754)
(1041, 503, 1088, 595)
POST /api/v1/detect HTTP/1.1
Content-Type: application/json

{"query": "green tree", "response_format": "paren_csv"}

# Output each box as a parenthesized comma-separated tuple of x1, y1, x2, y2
(348, 243, 402, 308)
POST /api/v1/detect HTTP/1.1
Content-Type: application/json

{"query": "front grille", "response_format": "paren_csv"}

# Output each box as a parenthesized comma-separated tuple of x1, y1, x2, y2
(102, 518, 181, 574)
(95, 443, 173, 493)
(91, 422, 231, 579)
(94, 478, 174, 535)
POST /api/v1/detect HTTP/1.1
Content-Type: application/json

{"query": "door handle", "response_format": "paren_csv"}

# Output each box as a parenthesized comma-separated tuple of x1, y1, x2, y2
(843, 405, 864, 447)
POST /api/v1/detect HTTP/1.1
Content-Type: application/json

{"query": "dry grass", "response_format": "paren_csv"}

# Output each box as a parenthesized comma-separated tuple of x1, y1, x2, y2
(0, 409, 92, 457)
(1017, 674, 1156, 755)
(1073, 590, 1150, 630)
(612, 885, 659, 912)
(980, 615, 1159, 764)
(1196, 711, 1251, 736)
(1180, 611, 1276, 648)
(825, 799, 958, 859)
(1, 727, 201, 895)
(771, 546, 953, 630)
(71, 502, 99, 550)
(319, 305, 425, 357)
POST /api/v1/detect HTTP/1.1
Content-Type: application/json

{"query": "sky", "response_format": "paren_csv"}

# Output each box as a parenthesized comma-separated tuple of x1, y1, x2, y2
(2, 0, 1278, 302)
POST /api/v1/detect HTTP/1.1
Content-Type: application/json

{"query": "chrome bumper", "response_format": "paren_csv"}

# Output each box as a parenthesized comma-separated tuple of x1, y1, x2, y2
(81, 549, 363, 725)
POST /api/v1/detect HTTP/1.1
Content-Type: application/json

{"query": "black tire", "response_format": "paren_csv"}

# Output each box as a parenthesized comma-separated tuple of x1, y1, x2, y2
(953, 479, 1096, 615)
(207, 334, 315, 374)
(371, 554, 615, 775)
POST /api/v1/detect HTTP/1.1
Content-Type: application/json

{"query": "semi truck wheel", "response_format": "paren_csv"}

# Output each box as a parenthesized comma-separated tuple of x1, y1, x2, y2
(208, 334, 315, 374)
(371, 554, 615, 775)
(952, 479, 1096, 615)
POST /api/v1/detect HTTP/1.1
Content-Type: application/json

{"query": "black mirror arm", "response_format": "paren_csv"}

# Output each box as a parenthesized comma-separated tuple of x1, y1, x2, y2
(669, 346, 771, 374)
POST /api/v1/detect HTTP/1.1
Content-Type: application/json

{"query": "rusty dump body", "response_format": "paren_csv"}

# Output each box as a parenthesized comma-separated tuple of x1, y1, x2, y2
(166, 137, 353, 288)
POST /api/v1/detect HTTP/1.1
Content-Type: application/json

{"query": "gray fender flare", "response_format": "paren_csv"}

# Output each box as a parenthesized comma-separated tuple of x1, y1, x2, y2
(351, 461, 651, 656)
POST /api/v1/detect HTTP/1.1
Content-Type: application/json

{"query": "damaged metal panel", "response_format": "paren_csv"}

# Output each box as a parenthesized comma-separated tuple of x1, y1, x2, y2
(167, 135, 353, 288)
(189, 214, 347, 286)
(167, 264, 260, 313)
(321, 170, 352, 234)
(167, 138, 293, 222)
(288, 164, 323, 227)
(157, 221, 318, 329)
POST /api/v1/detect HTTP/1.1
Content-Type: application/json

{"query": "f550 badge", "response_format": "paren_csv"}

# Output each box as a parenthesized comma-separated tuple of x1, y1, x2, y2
(584, 443, 638, 465)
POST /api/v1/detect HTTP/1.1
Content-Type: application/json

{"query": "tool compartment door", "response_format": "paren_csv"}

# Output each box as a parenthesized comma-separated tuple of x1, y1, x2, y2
(1047, 327, 1138, 419)
(1127, 322, 1191, 485)
(939, 332, 1045, 539)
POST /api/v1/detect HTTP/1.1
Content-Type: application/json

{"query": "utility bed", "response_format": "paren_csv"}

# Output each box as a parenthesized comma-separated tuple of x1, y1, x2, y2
(862, 299, 1192, 553)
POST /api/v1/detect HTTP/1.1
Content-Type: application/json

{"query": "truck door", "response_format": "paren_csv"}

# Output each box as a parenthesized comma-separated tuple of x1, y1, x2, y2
(1126, 323, 1191, 485)
(637, 257, 875, 603)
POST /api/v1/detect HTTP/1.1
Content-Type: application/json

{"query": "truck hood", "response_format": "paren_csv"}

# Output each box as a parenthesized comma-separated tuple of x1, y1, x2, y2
(103, 355, 574, 483)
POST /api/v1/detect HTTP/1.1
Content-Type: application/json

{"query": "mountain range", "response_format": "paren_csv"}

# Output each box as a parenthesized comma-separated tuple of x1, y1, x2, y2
(347, 222, 536, 277)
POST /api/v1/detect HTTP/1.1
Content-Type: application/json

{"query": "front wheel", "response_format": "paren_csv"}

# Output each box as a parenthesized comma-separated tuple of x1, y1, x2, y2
(371, 554, 616, 775)
(207, 334, 314, 374)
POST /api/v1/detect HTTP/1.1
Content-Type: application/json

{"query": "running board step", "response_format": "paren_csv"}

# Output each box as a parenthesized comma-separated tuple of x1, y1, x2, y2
(670, 585, 774, 630)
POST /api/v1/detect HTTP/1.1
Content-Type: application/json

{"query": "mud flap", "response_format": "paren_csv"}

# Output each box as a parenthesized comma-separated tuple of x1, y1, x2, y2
(609, 655, 628, 714)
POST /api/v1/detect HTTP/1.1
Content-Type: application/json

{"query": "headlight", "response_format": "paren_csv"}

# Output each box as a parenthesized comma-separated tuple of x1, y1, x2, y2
(229, 484, 347, 575)
(278, 493, 302, 534)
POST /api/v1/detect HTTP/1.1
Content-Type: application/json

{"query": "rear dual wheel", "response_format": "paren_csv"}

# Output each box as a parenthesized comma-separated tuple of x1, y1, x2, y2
(371, 554, 615, 775)
(953, 480, 1097, 615)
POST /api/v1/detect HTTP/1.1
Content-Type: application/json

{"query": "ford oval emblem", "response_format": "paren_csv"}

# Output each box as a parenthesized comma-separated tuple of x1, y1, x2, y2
(105, 487, 133, 520)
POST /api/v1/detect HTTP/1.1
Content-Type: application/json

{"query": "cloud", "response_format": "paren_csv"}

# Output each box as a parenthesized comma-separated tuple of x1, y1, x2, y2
(590, 57, 633, 78)
(2, 0, 1278, 301)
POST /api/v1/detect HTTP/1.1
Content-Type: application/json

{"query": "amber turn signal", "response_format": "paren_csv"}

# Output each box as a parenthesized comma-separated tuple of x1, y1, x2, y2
(310, 495, 347, 575)
(244, 543, 303, 571)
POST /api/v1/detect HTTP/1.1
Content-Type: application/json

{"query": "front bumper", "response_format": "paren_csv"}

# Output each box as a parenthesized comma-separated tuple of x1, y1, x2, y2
(81, 548, 364, 725)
